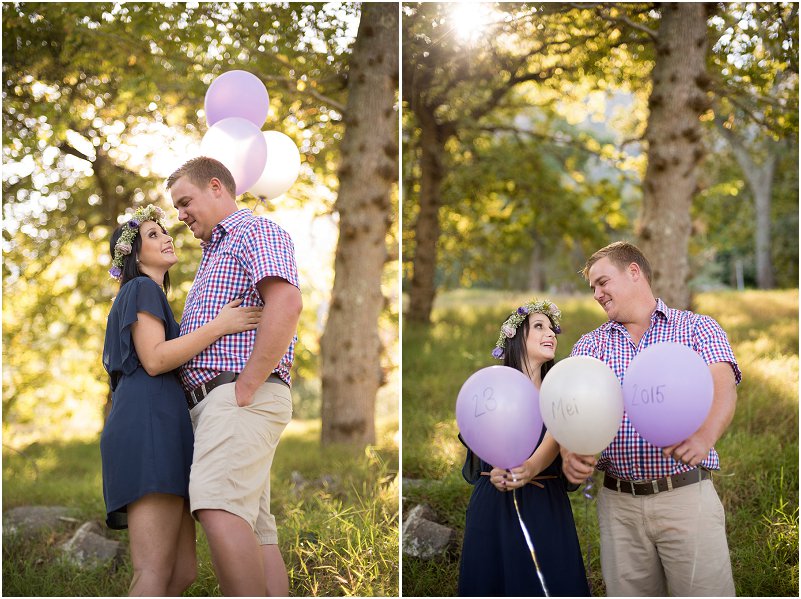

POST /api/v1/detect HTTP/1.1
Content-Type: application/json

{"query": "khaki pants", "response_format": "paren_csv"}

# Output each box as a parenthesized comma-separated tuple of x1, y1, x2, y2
(597, 478, 735, 596)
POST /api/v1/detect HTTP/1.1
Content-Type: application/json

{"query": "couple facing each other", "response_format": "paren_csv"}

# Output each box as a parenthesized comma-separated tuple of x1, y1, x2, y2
(459, 242, 740, 597)
(100, 156, 301, 596)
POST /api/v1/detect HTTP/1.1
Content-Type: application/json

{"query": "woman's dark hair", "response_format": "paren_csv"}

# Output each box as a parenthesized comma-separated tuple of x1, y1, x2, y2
(110, 221, 171, 294)
(502, 313, 557, 380)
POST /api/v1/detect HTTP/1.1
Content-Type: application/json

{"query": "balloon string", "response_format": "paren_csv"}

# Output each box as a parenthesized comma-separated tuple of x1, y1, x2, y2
(512, 488, 550, 597)
(689, 468, 703, 592)
(582, 475, 594, 579)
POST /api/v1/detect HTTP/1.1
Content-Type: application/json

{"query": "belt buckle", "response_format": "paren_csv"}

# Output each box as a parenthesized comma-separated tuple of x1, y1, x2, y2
(652, 479, 660, 494)
(666, 474, 674, 492)
(201, 382, 208, 399)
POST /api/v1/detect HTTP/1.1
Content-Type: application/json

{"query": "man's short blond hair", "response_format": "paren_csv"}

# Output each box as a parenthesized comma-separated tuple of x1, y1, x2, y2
(165, 156, 236, 197)
(582, 241, 653, 284)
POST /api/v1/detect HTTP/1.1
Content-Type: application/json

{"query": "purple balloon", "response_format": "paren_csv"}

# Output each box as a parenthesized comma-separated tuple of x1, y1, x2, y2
(622, 343, 713, 447)
(200, 117, 268, 196)
(456, 366, 542, 469)
(205, 70, 270, 128)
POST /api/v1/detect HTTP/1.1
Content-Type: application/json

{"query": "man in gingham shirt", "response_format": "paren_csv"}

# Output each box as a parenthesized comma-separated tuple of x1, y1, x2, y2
(167, 157, 302, 596)
(562, 242, 739, 597)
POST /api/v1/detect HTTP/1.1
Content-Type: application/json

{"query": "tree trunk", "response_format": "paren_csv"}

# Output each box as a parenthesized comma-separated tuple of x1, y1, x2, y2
(752, 162, 776, 288)
(637, 3, 710, 309)
(717, 122, 778, 289)
(320, 3, 398, 446)
(527, 238, 546, 291)
(407, 103, 447, 323)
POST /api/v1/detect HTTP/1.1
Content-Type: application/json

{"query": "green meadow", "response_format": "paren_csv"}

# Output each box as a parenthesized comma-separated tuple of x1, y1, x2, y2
(402, 289, 798, 597)
(2, 418, 399, 597)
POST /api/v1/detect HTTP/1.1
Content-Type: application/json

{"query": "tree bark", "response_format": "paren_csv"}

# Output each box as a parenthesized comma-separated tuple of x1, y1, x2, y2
(320, 3, 398, 446)
(637, 3, 710, 309)
(407, 103, 447, 323)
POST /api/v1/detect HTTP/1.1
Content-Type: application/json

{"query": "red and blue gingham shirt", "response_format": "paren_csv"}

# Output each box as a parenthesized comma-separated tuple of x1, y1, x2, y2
(570, 298, 742, 480)
(178, 209, 300, 390)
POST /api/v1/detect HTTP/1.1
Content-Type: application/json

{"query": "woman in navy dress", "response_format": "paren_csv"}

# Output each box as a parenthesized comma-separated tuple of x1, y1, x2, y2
(101, 204, 261, 596)
(458, 299, 591, 597)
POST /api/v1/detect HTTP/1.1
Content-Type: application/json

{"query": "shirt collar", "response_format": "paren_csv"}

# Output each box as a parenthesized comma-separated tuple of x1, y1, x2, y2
(603, 297, 670, 332)
(200, 209, 251, 249)
(653, 298, 670, 322)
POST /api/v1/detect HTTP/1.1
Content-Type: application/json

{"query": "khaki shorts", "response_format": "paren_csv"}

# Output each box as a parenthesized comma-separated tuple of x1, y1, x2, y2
(188, 379, 292, 545)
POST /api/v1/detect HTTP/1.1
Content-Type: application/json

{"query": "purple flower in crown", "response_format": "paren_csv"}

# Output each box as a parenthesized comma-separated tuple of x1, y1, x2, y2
(501, 324, 516, 338)
(517, 306, 530, 315)
(109, 265, 122, 279)
(492, 347, 504, 359)
(128, 219, 140, 228)
(554, 325, 562, 334)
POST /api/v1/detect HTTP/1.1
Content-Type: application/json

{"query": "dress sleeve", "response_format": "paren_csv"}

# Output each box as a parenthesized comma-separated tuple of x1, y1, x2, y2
(458, 433, 483, 485)
(116, 278, 169, 375)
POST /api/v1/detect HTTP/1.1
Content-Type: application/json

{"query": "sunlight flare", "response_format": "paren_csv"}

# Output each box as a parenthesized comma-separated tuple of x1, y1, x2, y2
(450, 2, 493, 42)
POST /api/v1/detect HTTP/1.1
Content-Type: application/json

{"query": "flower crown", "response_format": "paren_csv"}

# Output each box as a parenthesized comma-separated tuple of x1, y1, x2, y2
(109, 204, 167, 280)
(492, 299, 562, 360)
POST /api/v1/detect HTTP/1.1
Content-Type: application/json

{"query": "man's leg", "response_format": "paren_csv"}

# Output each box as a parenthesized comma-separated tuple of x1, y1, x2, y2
(190, 381, 292, 596)
(166, 501, 197, 596)
(252, 381, 292, 596)
(652, 479, 735, 596)
(262, 544, 289, 597)
(198, 509, 266, 597)
(597, 486, 668, 596)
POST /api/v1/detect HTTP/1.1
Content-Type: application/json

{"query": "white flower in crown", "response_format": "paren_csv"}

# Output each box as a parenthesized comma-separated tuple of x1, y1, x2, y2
(108, 204, 168, 280)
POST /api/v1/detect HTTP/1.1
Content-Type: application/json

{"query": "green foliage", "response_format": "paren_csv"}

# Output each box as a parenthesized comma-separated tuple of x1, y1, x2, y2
(402, 289, 798, 597)
(401, 3, 649, 294)
(3, 417, 399, 597)
(709, 2, 799, 139)
(435, 112, 634, 291)
(402, 2, 797, 296)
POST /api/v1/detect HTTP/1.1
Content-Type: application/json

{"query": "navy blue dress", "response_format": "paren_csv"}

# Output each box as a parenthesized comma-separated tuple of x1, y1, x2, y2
(100, 276, 194, 529)
(458, 425, 591, 597)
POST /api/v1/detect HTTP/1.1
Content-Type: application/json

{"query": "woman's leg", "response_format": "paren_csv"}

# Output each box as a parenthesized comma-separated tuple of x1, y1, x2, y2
(166, 500, 197, 596)
(127, 493, 185, 596)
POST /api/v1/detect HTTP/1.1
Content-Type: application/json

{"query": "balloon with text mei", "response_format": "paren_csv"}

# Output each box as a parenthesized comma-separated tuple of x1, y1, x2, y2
(456, 366, 542, 470)
(539, 356, 624, 455)
(204, 70, 270, 128)
(200, 117, 268, 196)
(248, 131, 302, 199)
(622, 342, 713, 448)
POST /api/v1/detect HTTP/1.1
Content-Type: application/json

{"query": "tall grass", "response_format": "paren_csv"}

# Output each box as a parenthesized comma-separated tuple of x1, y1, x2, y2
(3, 417, 399, 597)
(402, 289, 798, 597)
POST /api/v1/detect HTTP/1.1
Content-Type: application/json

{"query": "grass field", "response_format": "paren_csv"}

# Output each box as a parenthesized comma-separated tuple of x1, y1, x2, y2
(2, 417, 399, 597)
(402, 289, 798, 597)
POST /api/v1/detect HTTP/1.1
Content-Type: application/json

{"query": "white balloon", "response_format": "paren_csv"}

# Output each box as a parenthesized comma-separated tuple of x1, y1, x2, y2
(200, 117, 267, 196)
(248, 131, 301, 200)
(539, 356, 624, 455)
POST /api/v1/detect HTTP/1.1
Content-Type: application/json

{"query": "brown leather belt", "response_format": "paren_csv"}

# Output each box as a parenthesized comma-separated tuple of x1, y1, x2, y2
(603, 469, 711, 496)
(185, 371, 288, 408)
